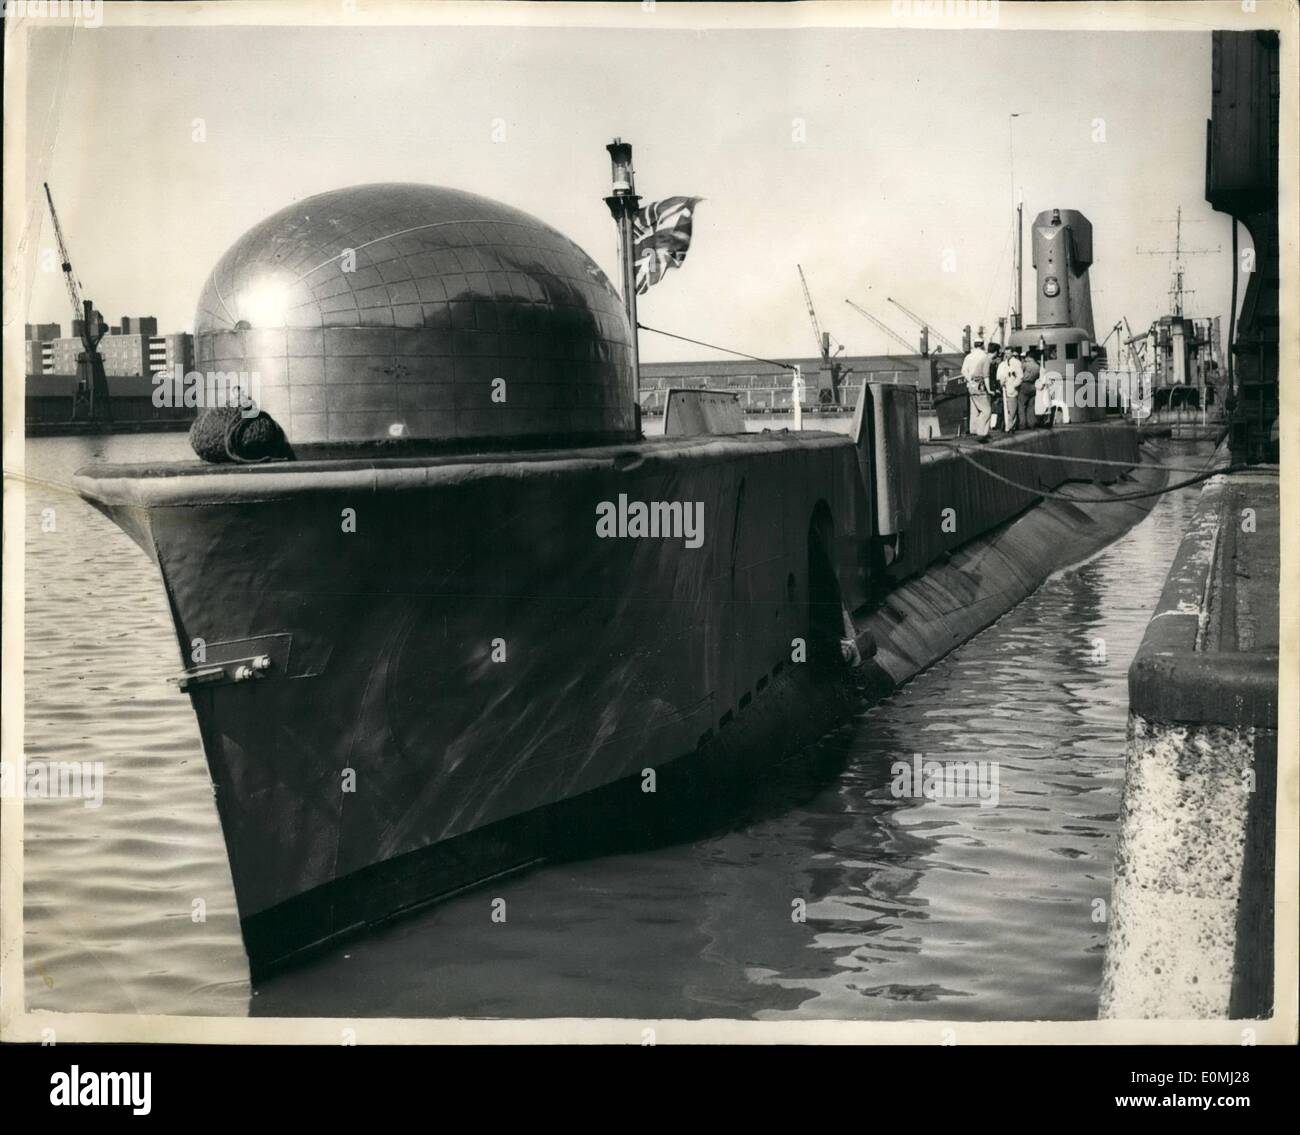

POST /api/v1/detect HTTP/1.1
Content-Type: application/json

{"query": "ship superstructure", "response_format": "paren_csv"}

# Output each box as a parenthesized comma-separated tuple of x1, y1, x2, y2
(1007, 208, 1116, 418)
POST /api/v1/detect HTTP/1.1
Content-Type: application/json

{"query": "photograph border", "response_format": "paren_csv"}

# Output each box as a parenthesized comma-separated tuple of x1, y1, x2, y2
(2, 0, 1295, 1045)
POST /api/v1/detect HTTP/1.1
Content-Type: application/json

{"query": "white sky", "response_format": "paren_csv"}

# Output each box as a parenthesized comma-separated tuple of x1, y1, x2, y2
(21, 21, 1238, 362)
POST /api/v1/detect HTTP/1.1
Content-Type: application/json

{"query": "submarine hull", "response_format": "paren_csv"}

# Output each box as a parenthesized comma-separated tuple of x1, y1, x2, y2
(74, 420, 1150, 974)
(76, 431, 871, 972)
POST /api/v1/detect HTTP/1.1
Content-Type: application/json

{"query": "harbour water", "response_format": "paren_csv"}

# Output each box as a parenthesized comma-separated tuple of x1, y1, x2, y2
(20, 430, 1206, 1020)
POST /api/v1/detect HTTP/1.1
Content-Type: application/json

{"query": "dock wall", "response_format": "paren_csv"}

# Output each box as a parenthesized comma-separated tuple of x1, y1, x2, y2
(1100, 466, 1279, 1019)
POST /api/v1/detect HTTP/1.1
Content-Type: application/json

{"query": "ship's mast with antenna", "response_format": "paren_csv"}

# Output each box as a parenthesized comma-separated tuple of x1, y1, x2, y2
(1137, 205, 1220, 317)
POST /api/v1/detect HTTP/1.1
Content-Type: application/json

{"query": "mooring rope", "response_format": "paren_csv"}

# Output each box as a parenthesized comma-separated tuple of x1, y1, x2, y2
(919, 439, 1223, 476)
(637, 323, 798, 373)
(927, 438, 1246, 504)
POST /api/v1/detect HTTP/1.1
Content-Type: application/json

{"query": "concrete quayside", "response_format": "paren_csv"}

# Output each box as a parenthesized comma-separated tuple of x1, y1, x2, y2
(1101, 462, 1280, 1019)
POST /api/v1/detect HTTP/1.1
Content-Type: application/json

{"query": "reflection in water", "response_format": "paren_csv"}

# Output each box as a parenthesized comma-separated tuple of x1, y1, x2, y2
(22, 434, 1203, 1020)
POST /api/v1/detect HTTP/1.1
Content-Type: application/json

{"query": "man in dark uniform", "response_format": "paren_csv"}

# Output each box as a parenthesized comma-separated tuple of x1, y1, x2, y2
(1019, 348, 1040, 429)
(986, 343, 1003, 432)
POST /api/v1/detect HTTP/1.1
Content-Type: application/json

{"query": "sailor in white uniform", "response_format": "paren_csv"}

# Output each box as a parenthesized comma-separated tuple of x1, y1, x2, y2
(961, 340, 992, 439)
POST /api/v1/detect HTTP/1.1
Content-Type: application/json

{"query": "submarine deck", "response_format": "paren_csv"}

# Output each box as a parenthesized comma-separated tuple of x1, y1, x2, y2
(74, 420, 1128, 493)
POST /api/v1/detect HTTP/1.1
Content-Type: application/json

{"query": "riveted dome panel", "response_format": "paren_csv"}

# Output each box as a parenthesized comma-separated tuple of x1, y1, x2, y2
(194, 183, 636, 450)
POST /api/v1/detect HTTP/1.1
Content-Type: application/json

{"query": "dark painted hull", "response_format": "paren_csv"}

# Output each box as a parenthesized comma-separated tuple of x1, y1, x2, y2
(76, 431, 870, 971)
(74, 421, 1148, 973)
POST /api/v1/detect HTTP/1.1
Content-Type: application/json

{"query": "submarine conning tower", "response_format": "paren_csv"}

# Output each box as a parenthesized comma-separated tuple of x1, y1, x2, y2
(1007, 207, 1111, 421)
(1029, 207, 1095, 339)
(193, 183, 638, 454)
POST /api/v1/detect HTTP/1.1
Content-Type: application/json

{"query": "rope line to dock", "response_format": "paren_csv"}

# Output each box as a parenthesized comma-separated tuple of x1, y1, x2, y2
(637, 324, 798, 372)
(928, 440, 1247, 504)
(3, 466, 86, 498)
(919, 440, 1224, 475)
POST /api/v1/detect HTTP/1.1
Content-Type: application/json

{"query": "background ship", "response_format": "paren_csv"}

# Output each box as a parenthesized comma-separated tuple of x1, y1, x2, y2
(1125, 207, 1228, 438)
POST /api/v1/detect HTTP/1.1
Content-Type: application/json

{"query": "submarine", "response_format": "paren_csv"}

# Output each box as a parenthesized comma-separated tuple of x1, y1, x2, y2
(73, 143, 1167, 974)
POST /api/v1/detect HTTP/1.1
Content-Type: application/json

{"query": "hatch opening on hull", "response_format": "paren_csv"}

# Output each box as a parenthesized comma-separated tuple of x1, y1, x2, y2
(852, 381, 920, 549)
(807, 504, 843, 667)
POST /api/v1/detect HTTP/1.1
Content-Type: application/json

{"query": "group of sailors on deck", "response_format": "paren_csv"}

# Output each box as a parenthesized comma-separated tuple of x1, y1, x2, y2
(959, 340, 1054, 441)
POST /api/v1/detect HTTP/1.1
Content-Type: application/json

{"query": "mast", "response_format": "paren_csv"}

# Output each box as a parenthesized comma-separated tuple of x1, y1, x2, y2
(1013, 193, 1024, 331)
(1008, 113, 1023, 332)
(1170, 206, 1185, 315)
(1137, 204, 1219, 318)
(604, 139, 642, 423)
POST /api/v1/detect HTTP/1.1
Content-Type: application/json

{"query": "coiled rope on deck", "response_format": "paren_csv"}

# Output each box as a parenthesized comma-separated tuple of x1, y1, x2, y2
(189, 406, 294, 464)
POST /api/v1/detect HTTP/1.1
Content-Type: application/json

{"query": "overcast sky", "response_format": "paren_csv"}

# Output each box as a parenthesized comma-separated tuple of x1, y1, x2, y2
(21, 20, 1237, 362)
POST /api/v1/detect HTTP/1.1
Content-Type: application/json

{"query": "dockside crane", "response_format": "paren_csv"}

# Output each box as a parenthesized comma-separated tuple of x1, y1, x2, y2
(1122, 316, 1148, 372)
(44, 181, 111, 423)
(797, 265, 850, 404)
(1099, 320, 1126, 366)
(885, 296, 960, 355)
(844, 299, 919, 366)
(1123, 317, 1153, 372)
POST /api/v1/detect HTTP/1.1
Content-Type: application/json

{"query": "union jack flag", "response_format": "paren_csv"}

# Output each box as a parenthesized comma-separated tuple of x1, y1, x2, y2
(632, 196, 702, 295)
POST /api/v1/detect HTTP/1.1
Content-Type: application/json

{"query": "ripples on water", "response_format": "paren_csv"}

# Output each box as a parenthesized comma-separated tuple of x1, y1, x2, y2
(22, 434, 249, 1016)
(21, 433, 1205, 1020)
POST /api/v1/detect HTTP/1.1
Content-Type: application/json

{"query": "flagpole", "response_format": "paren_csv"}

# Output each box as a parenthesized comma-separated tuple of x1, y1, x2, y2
(604, 138, 642, 430)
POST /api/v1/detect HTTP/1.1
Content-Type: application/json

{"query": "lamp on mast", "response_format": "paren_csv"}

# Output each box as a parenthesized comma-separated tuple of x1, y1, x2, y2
(604, 139, 642, 427)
